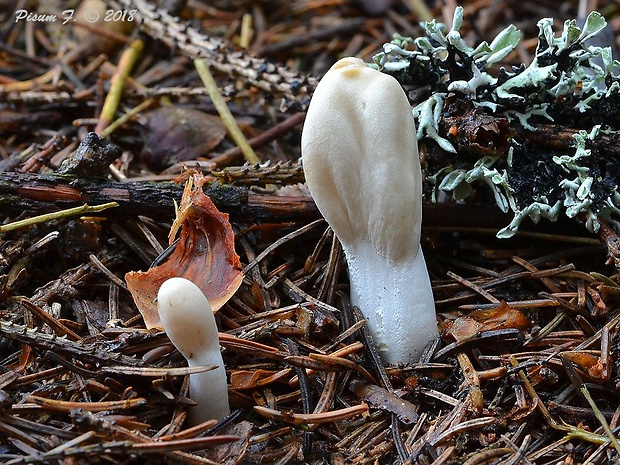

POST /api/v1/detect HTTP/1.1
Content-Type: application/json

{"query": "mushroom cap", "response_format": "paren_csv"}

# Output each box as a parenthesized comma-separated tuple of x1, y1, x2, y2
(301, 57, 422, 263)
(157, 277, 219, 362)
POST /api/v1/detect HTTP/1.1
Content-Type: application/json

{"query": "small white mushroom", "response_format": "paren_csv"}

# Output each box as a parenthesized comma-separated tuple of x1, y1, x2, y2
(157, 277, 230, 423)
(301, 57, 438, 364)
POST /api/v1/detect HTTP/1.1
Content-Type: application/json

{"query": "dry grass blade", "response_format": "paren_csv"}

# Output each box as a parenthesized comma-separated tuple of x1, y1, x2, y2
(129, 435, 241, 452)
(194, 59, 260, 164)
(0, 202, 118, 234)
(102, 365, 218, 376)
(254, 404, 369, 425)
(24, 396, 147, 413)
(95, 39, 144, 133)
(431, 416, 497, 447)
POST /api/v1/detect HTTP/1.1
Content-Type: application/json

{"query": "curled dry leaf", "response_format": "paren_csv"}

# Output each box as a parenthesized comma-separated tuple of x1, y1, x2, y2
(230, 369, 290, 390)
(125, 174, 243, 329)
(442, 301, 530, 344)
(563, 351, 607, 380)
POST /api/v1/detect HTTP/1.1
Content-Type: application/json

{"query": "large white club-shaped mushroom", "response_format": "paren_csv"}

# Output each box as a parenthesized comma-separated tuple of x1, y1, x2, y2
(301, 57, 438, 364)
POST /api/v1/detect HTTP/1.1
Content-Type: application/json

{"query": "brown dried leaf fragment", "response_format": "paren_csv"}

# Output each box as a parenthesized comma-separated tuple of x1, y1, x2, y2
(442, 301, 530, 343)
(563, 351, 607, 380)
(230, 369, 291, 390)
(205, 421, 253, 465)
(126, 174, 243, 329)
(140, 107, 226, 170)
(350, 380, 419, 425)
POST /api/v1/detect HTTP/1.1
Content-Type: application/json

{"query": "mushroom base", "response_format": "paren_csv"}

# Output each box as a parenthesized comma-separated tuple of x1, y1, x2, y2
(345, 241, 438, 365)
(188, 360, 231, 424)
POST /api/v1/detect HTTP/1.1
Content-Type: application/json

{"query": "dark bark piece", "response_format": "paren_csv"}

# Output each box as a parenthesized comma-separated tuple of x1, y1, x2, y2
(57, 133, 122, 177)
(0, 171, 319, 221)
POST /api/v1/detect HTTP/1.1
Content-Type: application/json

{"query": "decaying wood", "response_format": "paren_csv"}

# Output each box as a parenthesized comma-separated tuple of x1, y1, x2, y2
(0, 171, 318, 220)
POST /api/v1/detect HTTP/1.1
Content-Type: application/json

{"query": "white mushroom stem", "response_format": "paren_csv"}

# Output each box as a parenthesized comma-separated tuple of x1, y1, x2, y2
(346, 240, 437, 364)
(301, 57, 438, 364)
(157, 277, 230, 423)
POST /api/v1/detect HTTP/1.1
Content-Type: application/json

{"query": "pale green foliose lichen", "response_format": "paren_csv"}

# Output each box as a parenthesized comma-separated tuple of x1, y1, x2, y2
(372, 6, 620, 238)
